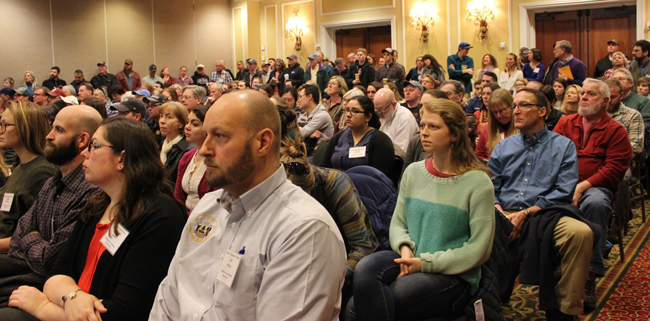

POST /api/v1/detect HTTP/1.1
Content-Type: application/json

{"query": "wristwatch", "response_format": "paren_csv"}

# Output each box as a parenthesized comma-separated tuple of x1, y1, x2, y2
(524, 208, 531, 218)
(62, 289, 82, 307)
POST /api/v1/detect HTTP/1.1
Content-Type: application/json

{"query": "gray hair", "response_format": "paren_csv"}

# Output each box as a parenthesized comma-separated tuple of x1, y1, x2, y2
(555, 40, 572, 53)
(611, 51, 629, 66)
(343, 88, 364, 99)
(440, 79, 465, 94)
(183, 85, 207, 100)
(62, 85, 76, 96)
(611, 68, 633, 82)
(583, 78, 610, 99)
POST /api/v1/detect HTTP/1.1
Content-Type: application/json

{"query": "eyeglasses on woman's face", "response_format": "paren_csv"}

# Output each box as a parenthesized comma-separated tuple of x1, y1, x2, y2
(87, 141, 120, 153)
(343, 108, 364, 115)
(0, 121, 15, 134)
(282, 161, 309, 175)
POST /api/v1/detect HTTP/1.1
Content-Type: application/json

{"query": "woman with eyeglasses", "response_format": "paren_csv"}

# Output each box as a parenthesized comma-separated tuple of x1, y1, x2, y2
(4, 118, 186, 321)
(346, 99, 494, 321)
(0, 101, 58, 240)
(320, 95, 395, 178)
(498, 53, 524, 94)
(419, 74, 436, 91)
(475, 89, 518, 161)
(174, 105, 215, 212)
(0, 101, 57, 240)
(159, 102, 192, 188)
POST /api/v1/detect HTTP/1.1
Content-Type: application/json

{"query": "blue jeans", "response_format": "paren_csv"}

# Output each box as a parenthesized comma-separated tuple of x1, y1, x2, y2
(578, 187, 612, 275)
(346, 251, 471, 321)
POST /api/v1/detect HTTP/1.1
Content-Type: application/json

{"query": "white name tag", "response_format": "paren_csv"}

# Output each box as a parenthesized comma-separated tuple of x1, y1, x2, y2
(349, 146, 367, 158)
(533, 67, 540, 73)
(100, 223, 130, 255)
(217, 250, 242, 288)
(1, 193, 14, 212)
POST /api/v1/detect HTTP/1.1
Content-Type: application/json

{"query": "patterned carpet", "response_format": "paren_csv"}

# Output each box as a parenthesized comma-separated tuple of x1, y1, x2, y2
(502, 202, 650, 320)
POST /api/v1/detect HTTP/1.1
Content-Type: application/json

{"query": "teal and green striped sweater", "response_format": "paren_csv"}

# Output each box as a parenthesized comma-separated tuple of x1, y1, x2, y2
(389, 161, 495, 294)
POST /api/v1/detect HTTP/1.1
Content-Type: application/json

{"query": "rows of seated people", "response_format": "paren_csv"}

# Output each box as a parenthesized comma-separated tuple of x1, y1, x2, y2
(0, 38, 648, 321)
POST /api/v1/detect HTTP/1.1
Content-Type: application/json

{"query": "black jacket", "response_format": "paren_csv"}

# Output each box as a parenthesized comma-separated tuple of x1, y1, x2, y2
(348, 60, 375, 88)
(281, 63, 305, 88)
(163, 138, 194, 188)
(593, 55, 613, 78)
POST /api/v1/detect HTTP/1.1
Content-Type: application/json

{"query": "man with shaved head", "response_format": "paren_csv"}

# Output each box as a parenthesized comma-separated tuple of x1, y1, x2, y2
(373, 88, 419, 153)
(0, 105, 101, 309)
(150, 91, 346, 321)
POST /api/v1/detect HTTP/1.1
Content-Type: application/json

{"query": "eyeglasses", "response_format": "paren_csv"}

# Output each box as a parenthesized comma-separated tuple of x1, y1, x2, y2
(375, 102, 392, 113)
(511, 103, 542, 110)
(87, 141, 120, 153)
(282, 161, 309, 175)
(343, 108, 364, 115)
(0, 122, 15, 133)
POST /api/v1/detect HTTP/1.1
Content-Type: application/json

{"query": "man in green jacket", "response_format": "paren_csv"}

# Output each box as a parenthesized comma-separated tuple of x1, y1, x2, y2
(303, 53, 329, 100)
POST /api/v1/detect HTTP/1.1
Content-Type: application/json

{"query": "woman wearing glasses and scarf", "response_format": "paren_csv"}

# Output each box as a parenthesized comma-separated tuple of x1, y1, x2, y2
(320, 95, 394, 178)
(5, 118, 186, 321)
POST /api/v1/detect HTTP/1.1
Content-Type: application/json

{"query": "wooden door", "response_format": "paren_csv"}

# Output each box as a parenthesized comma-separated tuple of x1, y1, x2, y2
(335, 26, 392, 62)
(535, 6, 636, 77)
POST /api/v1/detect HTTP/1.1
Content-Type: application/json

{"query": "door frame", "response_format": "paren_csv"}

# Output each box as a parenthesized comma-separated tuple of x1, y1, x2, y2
(519, 0, 643, 48)
(320, 16, 396, 63)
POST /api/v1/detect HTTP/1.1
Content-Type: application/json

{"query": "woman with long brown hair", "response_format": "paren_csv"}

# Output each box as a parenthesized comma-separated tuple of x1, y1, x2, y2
(475, 89, 518, 160)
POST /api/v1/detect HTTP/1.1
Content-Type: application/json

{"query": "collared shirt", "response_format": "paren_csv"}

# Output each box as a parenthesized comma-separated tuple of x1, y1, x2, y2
(379, 105, 419, 153)
(210, 70, 233, 83)
(487, 127, 578, 210)
(375, 62, 406, 85)
(149, 166, 346, 321)
(142, 75, 164, 86)
(8, 165, 98, 277)
(609, 103, 645, 157)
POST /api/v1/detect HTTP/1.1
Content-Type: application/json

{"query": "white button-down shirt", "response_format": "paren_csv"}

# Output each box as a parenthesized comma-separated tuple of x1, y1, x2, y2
(149, 166, 346, 321)
(379, 104, 419, 153)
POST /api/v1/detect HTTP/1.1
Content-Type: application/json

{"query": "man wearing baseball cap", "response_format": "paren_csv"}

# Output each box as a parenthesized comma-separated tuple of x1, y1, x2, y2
(14, 87, 31, 102)
(281, 54, 305, 89)
(91, 61, 118, 91)
(519, 47, 530, 66)
(376, 48, 406, 91)
(402, 80, 424, 124)
(144, 93, 168, 145)
(593, 39, 620, 78)
(116, 59, 142, 91)
(111, 97, 147, 121)
(303, 53, 328, 99)
(243, 59, 263, 88)
(192, 64, 210, 89)
(447, 42, 475, 97)
(143, 64, 163, 86)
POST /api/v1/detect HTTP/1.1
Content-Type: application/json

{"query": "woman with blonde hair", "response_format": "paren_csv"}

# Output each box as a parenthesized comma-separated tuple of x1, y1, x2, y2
(326, 76, 349, 131)
(560, 84, 581, 115)
(348, 99, 494, 320)
(475, 89, 518, 161)
(159, 102, 192, 187)
(0, 101, 57, 239)
(19, 71, 39, 96)
(603, 52, 629, 79)
(499, 53, 524, 93)
(383, 82, 404, 103)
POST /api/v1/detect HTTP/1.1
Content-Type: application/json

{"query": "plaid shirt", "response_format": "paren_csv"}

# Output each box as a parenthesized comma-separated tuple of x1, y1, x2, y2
(375, 62, 406, 84)
(210, 70, 233, 83)
(8, 165, 98, 277)
(610, 103, 645, 158)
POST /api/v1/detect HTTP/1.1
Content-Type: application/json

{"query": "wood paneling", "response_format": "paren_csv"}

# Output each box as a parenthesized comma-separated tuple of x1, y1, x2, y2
(335, 26, 391, 64)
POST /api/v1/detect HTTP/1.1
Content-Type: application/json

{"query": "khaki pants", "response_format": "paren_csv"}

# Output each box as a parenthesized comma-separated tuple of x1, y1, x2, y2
(505, 212, 593, 315)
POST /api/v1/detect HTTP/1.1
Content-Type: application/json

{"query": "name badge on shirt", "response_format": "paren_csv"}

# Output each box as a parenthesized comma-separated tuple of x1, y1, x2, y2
(533, 67, 540, 73)
(217, 250, 242, 288)
(1, 193, 13, 211)
(100, 223, 130, 255)
(462, 65, 469, 70)
(221, 74, 225, 79)
(349, 146, 367, 158)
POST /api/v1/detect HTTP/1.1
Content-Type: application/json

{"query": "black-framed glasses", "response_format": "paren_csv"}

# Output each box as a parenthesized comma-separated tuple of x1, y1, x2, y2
(282, 162, 309, 175)
(343, 108, 364, 115)
(0, 122, 15, 133)
(511, 103, 542, 110)
(87, 141, 120, 153)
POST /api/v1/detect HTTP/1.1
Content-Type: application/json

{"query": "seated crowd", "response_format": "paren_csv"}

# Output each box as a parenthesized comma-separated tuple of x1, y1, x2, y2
(0, 38, 647, 321)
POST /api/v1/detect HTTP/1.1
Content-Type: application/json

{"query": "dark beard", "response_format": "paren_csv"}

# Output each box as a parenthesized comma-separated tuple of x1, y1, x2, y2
(204, 138, 255, 189)
(44, 137, 79, 166)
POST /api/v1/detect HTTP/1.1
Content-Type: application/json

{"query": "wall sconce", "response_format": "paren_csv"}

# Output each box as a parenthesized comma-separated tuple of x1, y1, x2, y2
(285, 8, 304, 51)
(466, 0, 495, 41)
(409, 1, 438, 44)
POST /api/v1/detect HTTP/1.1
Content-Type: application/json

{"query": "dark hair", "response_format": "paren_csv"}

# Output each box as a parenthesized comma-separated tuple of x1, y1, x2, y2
(368, 81, 383, 92)
(191, 104, 210, 123)
(155, 81, 165, 89)
(82, 96, 108, 119)
(109, 85, 125, 98)
(74, 69, 83, 75)
(483, 71, 498, 82)
(424, 89, 448, 99)
(82, 118, 184, 232)
(634, 40, 650, 54)
(422, 54, 445, 73)
(43, 104, 62, 124)
(483, 82, 501, 92)
(530, 48, 543, 62)
(258, 84, 274, 97)
(349, 95, 380, 129)
(283, 86, 298, 101)
(278, 106, 297, 139)
(300, 84, 320, 103)
(553, 78, 569, 101)
(518, 88, 549, 111)
(538, 85, 555, 108)
(51, 66, 60, 73)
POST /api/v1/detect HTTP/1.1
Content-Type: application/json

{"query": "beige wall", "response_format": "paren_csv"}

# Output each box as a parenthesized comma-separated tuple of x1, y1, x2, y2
(0, 0, 232, 87)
